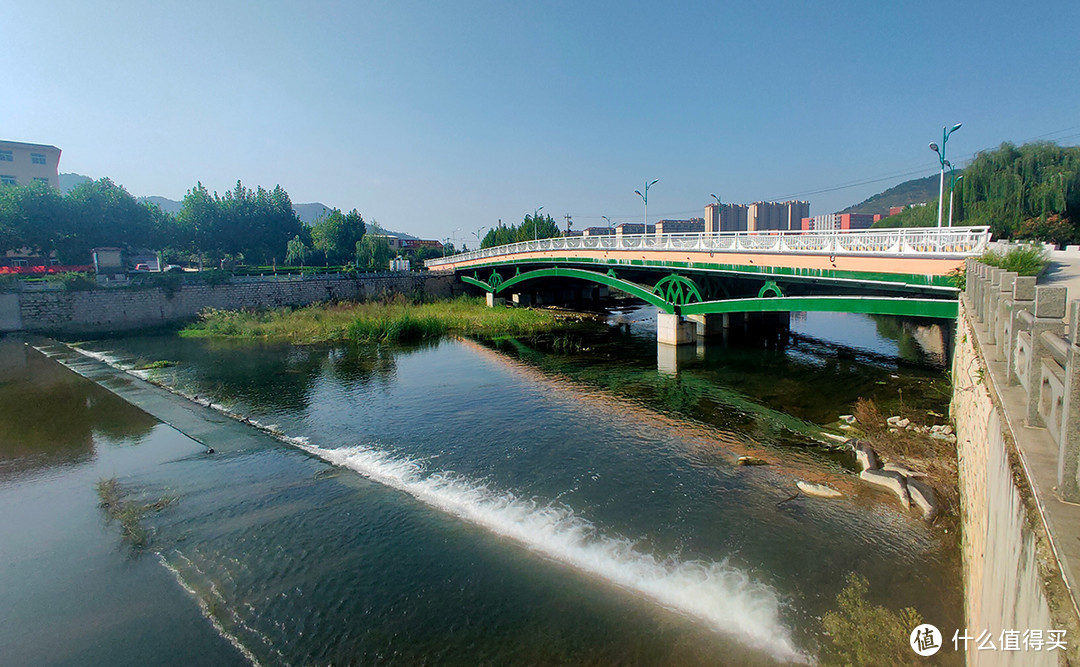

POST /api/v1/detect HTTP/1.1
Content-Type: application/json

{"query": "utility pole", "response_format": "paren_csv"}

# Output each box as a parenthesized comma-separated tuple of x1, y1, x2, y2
(564, 214, 573, 234)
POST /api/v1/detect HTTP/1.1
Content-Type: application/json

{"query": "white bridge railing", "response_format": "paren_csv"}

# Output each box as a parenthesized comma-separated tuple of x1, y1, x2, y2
(425, 226, 991, 269)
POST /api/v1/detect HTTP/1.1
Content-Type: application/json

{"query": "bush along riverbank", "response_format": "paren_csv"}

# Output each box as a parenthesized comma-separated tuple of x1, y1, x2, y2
(180, 295, 599, 344)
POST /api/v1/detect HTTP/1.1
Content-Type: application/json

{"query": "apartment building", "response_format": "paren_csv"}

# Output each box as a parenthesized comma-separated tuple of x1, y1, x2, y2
(654, 218, 705, 234)
(800, 213, 878, 231)
(0, 140, 61, 189)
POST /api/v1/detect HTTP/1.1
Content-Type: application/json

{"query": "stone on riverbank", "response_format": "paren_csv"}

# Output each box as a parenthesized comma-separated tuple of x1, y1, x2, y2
(907, 479, 939, 521)
(796, 481, 843, 498)
(859, 468, 911, 509)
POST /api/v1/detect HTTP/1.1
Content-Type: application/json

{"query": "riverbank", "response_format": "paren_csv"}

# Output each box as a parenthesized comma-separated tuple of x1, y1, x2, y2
(180, 295, 597, 344)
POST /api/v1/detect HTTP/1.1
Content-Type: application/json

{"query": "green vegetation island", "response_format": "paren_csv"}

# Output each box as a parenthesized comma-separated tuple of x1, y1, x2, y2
(181, 296, 596, 345)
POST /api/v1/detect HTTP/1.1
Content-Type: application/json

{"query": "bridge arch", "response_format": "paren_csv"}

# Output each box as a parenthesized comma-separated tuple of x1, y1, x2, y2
(461, 267, 678, 313)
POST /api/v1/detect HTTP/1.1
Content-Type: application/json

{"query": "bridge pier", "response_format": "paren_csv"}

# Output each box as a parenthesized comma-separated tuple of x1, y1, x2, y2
(485, 292, 505, 308)
(656, 313, 697, 346)
(511, 292, 532, 307)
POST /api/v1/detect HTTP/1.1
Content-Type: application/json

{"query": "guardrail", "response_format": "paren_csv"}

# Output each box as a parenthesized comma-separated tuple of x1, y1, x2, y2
(426, 226, 992, 269)
(966, 259, 1080, 501)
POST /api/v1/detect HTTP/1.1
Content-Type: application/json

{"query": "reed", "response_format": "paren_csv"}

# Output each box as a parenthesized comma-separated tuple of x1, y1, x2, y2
(181, 296, 588, 344)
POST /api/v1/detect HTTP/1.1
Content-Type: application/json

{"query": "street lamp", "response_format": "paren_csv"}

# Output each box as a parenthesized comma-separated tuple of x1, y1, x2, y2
(710, 193, 721, 233)
(533, 206, 544, 241)
(634, 179, 659, 229)
(473, 226, 487, 248)
(929, 123, 962, 227)
(602, 215, 612, 231)
(945, 160, 964, 227)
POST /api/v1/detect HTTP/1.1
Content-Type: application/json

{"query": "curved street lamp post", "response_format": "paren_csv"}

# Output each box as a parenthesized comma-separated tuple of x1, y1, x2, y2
(533, 206, 544, 241)
(635, 179, 659, 229)
(930, 123, 962, 227)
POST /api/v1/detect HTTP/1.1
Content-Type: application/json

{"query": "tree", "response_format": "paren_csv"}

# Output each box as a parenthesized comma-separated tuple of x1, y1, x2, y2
(312, 208, 366, 265)
(356, 233, 391, 271)
(62, 178, 155, 263)
(481, 213, 560, 248)
(176, 182, 219, 270)
(285, 235, 311, 267)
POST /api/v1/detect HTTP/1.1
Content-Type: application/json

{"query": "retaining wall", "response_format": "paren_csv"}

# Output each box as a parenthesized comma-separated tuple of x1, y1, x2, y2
(952, 300, 1078, 665)
(2, 272, 455, 334)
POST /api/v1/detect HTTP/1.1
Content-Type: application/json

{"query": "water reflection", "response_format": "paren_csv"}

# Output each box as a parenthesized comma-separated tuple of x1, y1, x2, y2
(0, 338, 157, 479)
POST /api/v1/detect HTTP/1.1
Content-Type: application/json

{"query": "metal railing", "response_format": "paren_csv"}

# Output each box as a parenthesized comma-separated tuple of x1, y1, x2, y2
(426, 226, 992, 269)
(966, 259, 1080, 502)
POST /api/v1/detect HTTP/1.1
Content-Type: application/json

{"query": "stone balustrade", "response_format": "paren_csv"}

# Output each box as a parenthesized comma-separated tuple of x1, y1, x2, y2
(966, 258, 1080, 500)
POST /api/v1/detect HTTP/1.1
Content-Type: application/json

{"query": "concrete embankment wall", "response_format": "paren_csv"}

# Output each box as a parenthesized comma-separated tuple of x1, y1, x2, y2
(0, 272, 455, 334)
(951, 302, 1064, 666)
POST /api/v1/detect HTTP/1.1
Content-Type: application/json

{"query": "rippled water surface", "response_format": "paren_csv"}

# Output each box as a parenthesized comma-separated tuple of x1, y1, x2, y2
(0, 308, 960, 664)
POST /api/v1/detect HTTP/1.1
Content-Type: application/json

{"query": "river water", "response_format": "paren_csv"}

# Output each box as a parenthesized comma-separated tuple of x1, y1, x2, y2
(0, 307, 960, 665)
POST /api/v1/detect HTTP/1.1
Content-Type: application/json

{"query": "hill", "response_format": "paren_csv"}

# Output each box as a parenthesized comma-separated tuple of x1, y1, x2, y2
(59, 172, 92, 194)
(839, 174, 943, 216)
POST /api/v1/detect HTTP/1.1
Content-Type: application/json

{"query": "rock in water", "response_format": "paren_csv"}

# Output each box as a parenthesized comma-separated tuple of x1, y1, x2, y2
(907, 479, 939, 521)
(796, 481, 843, 498)
(860, 468, 911, 509)
(737, 456, 769, 466)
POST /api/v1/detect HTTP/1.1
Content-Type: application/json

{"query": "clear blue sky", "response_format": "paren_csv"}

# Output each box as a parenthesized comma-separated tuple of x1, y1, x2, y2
(5, 1, 1079, 242)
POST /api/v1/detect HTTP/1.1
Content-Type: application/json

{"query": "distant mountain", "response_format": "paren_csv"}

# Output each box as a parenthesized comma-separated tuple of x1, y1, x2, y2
(59, 172, 92, 194)
(839, 174, 944, 216)
(141, 195, 182, 215)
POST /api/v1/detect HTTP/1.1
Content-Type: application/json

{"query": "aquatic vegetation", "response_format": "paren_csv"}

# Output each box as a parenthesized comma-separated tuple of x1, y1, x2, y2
(821, 573, 924, 666)
(96, 477, 176, 548)
(181, 296, 592, 344)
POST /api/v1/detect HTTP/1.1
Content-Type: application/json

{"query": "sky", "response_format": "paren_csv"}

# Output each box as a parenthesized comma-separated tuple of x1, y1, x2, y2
(4, 1, 1079, 243)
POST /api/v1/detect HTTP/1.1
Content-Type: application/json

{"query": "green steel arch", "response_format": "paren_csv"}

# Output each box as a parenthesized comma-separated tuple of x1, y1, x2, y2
(463, 267, 677, 313)
(680, 295, 958, 319)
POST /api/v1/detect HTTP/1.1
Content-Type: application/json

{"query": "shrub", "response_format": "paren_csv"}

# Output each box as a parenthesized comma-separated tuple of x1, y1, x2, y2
(979, 244, 1048, 276)
(45, 272, 97, 291)
(821, 573, 923, 666)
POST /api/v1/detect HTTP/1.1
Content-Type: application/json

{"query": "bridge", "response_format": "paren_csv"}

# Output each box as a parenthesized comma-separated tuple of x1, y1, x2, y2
(425, 226, 991, 344)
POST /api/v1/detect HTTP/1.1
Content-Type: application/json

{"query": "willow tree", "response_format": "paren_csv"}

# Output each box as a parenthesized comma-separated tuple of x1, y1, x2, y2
(956, 141, 1080, 242)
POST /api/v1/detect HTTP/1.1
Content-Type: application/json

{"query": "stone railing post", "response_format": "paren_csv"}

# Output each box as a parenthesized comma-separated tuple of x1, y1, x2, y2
(1058, 302, 1080, 502)
(974, 263, 989, 322)
(972, 256, 980, 302)
(984, 268, 1003, 344)
(1026, 286, 1067, 425)
(993, 271, 1018, 360)
(1007, 277, 1038, 386)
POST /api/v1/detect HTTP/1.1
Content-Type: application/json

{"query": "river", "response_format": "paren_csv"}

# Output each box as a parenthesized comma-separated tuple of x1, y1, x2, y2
(0, 306, 960, 665)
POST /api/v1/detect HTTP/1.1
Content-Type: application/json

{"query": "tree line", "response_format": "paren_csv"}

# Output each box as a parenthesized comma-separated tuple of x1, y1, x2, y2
(480, 213, 561, 248)
(0, 178, 430, 270)
(875, 141, 1080, 242)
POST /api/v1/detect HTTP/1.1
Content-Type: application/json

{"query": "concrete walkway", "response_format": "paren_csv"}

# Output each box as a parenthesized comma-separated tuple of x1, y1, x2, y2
(1040, 250, 1080, 322)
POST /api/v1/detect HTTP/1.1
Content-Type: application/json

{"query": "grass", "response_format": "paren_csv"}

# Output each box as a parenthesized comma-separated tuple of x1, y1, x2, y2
(181, 295, 593, 344)
(979, 243, 1049, 276)
(96, 477, 176, 549)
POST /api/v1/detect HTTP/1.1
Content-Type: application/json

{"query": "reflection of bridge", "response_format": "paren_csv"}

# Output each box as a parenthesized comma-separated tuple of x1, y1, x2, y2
(426, 226, 991, 344)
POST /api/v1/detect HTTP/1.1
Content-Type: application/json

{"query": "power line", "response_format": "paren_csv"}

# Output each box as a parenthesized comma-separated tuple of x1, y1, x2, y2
(558, 125, 1080, 222)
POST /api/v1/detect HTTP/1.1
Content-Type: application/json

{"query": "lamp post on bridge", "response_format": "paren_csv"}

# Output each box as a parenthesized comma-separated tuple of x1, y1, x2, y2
(710, 193, 722, 233)
(930, 123, 962, 227)
(635, 179, 659, 229)
(946, 161, 963, 228)
(473, 226, 487, 249)
(533, 206, 544, 241)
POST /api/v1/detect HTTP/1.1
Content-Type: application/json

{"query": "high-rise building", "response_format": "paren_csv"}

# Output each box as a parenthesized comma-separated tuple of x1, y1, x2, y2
(704, 203, 749, 232)
(0, 140, 61, 189)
